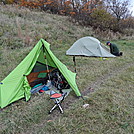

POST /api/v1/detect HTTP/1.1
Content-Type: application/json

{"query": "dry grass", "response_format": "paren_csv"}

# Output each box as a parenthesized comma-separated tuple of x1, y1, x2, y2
(0, 4, 134, 134)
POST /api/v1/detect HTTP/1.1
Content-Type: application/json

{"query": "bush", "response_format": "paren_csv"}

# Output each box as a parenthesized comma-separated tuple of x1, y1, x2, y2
(89, 9, 115, 31)
(120, 17, 134, 29)
(0, 0, 15, 4)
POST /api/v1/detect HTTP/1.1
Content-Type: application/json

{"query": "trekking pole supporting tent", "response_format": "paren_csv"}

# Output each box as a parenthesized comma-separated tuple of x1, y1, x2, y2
(73, 56, 77, 73)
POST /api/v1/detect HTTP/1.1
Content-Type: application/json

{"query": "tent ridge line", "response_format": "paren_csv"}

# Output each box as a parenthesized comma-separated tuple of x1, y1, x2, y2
(41, 40, 45, 50)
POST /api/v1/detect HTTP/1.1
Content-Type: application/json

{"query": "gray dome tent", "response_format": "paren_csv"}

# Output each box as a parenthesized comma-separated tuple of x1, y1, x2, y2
(66, 36, 115, 72)
(66, 36, 115, 57)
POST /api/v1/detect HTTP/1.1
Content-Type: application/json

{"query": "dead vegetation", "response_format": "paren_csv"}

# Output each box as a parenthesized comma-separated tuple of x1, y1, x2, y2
(0, 4, 134, 134)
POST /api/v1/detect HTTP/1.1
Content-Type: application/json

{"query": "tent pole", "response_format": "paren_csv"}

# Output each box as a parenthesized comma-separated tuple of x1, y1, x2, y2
(73, 56, 77, 73)
(41, 41, 51, 80)
(45, 56, 51, 80)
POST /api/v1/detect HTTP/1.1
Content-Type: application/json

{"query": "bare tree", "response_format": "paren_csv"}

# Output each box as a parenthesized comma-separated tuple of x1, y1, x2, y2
(105, 0, 132, 21)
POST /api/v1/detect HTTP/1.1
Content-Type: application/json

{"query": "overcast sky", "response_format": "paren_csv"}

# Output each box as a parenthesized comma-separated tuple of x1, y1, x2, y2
(129, 0, 134, 16)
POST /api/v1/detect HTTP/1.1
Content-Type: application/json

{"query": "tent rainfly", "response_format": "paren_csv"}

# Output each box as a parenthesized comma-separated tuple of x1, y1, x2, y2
(66, 36, 116, 57)
(0, 39, 81, 108)
(66, 36, 115, 72)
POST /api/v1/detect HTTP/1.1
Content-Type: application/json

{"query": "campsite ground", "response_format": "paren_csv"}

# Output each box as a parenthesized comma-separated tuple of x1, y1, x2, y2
(0, 5, 134, 134)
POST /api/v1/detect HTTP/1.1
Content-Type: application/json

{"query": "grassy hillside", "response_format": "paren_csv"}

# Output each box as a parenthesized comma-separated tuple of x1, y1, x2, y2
(0, 5, 134, 134)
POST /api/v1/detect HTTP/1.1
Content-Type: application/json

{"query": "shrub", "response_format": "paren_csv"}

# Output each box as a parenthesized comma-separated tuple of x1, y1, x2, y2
(1, 0, 15, 4)
(120, 17, 134, 29)
(89, 9, 115, 31)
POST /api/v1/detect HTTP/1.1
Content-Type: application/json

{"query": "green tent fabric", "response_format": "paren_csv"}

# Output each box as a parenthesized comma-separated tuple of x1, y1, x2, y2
(0, 39, 81, 108)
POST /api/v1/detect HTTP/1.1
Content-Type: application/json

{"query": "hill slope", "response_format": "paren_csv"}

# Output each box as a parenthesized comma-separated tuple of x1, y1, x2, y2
(0, 5, 134, 134)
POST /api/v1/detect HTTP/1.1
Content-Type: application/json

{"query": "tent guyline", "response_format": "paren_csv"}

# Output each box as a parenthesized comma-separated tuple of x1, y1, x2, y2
(0, 39, 81, 108)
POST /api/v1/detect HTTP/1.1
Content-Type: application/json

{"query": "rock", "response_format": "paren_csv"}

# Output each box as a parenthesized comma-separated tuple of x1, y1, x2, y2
(83, 104, 89, 108)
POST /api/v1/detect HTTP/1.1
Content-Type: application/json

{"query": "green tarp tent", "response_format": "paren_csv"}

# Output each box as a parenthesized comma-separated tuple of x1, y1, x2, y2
(0, 39, 81, 108)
